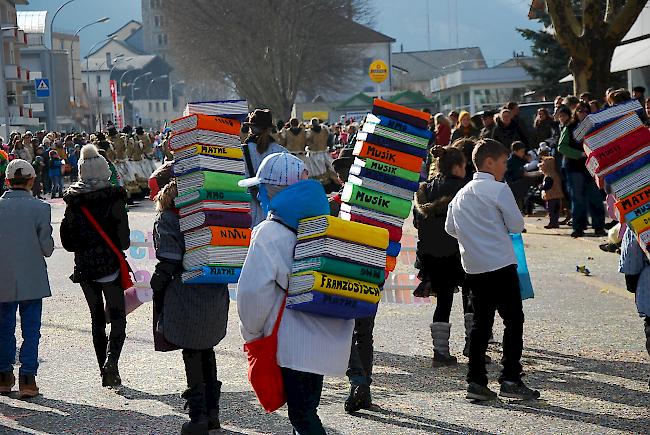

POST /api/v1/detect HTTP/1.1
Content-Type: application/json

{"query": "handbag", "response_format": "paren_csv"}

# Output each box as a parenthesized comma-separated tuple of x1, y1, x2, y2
(510, 233, 534, 300)
(242, 293, 287, 413)
(80, 206, 134, 290)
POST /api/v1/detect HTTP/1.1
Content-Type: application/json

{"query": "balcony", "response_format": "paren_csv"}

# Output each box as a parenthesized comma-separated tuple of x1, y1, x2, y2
(15, 30, 27, 46)
(1, 26, 27, 45)
(25, 103, 45, 113)
(30, 71, 42, 80)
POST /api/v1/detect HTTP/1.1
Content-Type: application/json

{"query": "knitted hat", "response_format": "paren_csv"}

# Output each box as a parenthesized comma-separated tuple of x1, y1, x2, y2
(78, 144, 111, 182)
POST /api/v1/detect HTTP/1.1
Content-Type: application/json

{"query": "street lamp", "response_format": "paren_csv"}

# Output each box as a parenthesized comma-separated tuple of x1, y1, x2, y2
(48, 0, 75, 130)
(84, 35, 116, 129)
(70, 17, 110, 104)
(131, 72, 152, 101)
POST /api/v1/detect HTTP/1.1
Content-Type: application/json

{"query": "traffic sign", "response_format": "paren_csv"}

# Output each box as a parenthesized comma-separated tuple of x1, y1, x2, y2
(35, 78, 50, 98)
(369, 60, 388, 84)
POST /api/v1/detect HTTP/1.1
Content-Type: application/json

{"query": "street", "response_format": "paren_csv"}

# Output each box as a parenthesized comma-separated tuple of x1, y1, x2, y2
(0, 199, 648, 435)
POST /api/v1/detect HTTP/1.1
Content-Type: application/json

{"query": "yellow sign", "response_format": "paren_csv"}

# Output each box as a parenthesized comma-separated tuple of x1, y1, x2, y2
(369, 60, 388, 83)
(303, 111, 329, 121)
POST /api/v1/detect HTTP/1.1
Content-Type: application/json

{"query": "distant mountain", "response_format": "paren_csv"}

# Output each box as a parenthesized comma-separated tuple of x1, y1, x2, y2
(18, 0, 141, 57)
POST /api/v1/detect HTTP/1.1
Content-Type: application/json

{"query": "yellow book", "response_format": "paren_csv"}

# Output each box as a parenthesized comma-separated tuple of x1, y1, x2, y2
(629, 210, 650, 233)
(289, 271, 381, 304)
(297, 215, 389, 250)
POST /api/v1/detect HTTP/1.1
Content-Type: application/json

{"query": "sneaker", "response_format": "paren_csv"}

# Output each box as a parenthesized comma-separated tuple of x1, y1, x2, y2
(594, 229, 607, 237)
(0, 372, 15, 394)
(571, 230, 584, 238)
(599, 243, 619, 253)
(466, 382, 498, 401)
(499, 380, 540, 400)
(544, 224, 559, 229)
(18, 374, 39, 398)
(344, 384, 372, 413)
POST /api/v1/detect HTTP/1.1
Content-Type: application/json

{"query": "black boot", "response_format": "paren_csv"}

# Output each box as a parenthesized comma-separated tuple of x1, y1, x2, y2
(202, 350, 221, 431)
(181, 385, 209, 435)
(102, 331, 125, 388)
(344, 384, 372, 413)
(91, 323, 108, 376)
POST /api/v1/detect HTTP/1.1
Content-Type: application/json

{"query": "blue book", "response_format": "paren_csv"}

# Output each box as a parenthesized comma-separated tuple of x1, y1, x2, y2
(287, 290, 379, 319)
(366, 114, 432, 140)
(372, 105, 429, 130)
(387, 241, 402, 257)
(604, 153, 650, 186)
(357, 132, 428, 159)
(181, 266, 241, 284)
(352, 164, 420, 192)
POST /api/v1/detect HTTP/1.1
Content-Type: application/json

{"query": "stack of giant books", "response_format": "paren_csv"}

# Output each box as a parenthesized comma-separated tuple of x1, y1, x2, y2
(339, 99, 430, 273)
(170, 113, 252, 284)
(287, 215, 389, 319)
(183, 99, 249, 121)
(578, 100, 650, 257)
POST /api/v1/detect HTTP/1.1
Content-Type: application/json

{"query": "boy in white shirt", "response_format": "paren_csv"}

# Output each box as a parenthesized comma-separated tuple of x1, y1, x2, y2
(446, 138, 540, 401)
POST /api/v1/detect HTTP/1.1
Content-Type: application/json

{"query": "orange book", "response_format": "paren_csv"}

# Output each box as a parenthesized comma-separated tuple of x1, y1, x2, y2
(184, 226, 251, 250)
(373, 98, 430, 122)
(614, 185, 650, 221)
(171, 114, 241, 136)
(354, 141, 423, 173)
(386, 256, 397, 272)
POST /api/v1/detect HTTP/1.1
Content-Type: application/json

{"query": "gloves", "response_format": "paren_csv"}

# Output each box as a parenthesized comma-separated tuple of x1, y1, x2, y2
(625, 274, 640, 294)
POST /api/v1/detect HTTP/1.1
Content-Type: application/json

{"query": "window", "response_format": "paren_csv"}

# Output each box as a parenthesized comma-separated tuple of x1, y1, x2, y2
(163, 102, 167, 112)
(155, 102, 160, 112)
(96, 75, 101, 83)
(150, 0, 155, 8)
(149, 102, 152, 112)
(154, 16, 160, 27)
(158, 34, 163, 46)
(98, 90, 102, 97)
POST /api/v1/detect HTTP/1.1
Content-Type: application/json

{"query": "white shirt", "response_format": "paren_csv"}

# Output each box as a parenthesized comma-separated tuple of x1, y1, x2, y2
(237, 219, 354, 377)
(445, 172, 525, 274)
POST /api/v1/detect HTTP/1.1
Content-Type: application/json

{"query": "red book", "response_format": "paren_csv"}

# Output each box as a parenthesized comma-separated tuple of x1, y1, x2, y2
(585, 127, 650, 176)
(340, 212, 403, 242)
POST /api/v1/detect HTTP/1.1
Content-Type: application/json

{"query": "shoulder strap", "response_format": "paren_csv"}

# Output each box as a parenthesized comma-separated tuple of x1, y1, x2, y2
(242, 142, 255, 178)
(271, 288, 288, 337)
(80, 205, 127, 264)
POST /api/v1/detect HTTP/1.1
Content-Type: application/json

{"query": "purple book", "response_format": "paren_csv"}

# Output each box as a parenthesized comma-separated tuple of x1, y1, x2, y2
(180, 210, 252, 233)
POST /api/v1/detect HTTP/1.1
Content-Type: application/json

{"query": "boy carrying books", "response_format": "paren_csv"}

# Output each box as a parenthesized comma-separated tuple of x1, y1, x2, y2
(445, 139, 540, 401)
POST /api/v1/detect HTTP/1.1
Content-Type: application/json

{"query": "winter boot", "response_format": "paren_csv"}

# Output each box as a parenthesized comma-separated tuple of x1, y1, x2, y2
(463, 313, 491, 364)
(202, 351, 221, 431)
(181, 384, 209, 435)
(102, 331, 125, 388)
(430, 322, 457, 367)
(344, 384, 372, 413)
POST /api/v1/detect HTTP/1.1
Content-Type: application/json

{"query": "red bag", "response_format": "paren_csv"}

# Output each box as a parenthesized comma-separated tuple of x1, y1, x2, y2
(80, 206, 134, 290)
(243, 295, 287, 413)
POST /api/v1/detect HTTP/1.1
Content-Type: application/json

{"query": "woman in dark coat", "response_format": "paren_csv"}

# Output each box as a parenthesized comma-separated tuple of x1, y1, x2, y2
(151, 180, 230, 435)
(60, 145, 130, 387)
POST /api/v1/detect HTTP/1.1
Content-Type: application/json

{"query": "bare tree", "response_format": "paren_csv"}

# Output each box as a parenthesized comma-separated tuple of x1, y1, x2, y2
(166, 0, 374, 119)
(545, 0, 648, 99)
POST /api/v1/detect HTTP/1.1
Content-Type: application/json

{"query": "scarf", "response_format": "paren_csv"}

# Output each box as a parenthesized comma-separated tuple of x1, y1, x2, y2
(66, 178, 113, 195)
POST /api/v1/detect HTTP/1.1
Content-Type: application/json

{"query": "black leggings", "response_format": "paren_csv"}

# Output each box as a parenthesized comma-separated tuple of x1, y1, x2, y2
(432, 285, 473, 323)
(80, 278, 126, 369)
(182, 348, 217, 388)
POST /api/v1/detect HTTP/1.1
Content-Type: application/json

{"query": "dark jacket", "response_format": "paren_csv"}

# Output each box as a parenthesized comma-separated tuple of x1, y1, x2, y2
(450, 125, 480, 143)
(492, 119, 522, 149)
(506, 154, 527, 183)
(533, 118, 558, 145)
(60, 186, 130, 282)
(413, 175, 466, 258)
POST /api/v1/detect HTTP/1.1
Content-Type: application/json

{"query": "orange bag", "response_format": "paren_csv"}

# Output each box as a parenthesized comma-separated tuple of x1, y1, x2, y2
(243, 295, 287, 413)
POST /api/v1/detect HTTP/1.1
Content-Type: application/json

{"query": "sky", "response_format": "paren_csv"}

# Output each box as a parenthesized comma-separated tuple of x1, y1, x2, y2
(18, 0, 539, 66)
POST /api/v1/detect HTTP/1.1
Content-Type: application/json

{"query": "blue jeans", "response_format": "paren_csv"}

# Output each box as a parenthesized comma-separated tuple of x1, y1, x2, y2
(568, 171, 605, 232)
(347, 315, 375, 386)
(281, 367, 326, 435)
(0, 299, 43, 375)
(50, 175, 63, 197)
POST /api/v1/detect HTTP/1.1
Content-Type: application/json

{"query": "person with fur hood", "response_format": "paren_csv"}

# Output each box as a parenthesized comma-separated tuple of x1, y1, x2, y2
(413, 145, 479, 366)
(539, 156, 564, 229)
(60, 145, 130, 388)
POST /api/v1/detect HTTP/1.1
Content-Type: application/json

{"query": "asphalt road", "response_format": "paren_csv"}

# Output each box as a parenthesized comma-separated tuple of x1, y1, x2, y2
(0, 199, 647, 434)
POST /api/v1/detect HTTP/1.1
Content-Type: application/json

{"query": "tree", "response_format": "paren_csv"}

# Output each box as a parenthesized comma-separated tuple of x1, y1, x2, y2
(166, 0, 374, 119)
(545, 0, 648, 99)
(516, 12, 572, 99)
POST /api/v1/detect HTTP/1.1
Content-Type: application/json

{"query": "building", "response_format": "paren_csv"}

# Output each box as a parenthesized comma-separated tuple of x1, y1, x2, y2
(0, 0, 39, 138)
(141, 0, 170, 64)
(391, 47, 486, 95)
(430, 56, 538, 114)
(17, 10, 77, 131)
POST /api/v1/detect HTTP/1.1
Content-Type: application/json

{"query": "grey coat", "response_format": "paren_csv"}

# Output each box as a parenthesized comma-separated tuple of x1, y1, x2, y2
(0, 189, 54, 303)
(153, 210, 230, 350)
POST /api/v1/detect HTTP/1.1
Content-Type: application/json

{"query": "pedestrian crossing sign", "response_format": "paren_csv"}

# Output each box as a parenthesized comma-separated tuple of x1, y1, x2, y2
(35, 78, 50, 97)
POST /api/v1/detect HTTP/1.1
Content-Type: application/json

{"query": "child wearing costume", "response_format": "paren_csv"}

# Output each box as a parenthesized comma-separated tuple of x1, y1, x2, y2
(151, 180, 230, 435)
(238, 153, 354, 434)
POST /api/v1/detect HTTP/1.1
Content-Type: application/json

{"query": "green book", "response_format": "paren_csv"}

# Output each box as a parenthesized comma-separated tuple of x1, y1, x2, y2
(292, 256, 385, 284)
(352, 157, 420, 182)
(341, 183, 412, 219)
(176, 171, 246, 196)
(175, 189, 251, 208)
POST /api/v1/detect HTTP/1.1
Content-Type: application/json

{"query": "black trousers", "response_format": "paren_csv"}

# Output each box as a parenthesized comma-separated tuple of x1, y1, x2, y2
(80, 278, 126, 369)
(281, 367, 326, 435)
(182, 348, 218, 390)
(645, 317, 649, 357)
(347, 315, 375, 386)
(432, 285, 473, 323)
(465, 265, 524, 386)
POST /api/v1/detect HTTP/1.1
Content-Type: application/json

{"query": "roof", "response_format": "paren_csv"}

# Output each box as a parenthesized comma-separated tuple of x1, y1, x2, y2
(107, 20, 142, 38)
(83, 54, 158, 72)
(391, 48, 487, 82)
(388, 90, 432, 105)
(340, 19, 395, 44)
(494, 56, 538, 69)
(86, 38, 144, 58)
(17, 10, 47, 34)
(335, 92, 375, 109)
